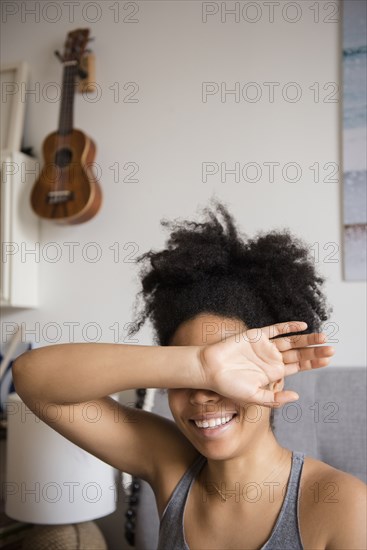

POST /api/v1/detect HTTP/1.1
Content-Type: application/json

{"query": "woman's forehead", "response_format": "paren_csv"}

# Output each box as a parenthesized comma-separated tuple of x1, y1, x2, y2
(170, 313, 247, 346)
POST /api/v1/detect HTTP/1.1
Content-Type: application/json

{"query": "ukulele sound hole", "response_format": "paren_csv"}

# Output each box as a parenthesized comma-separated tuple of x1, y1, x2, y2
(55, 148, 72, 168)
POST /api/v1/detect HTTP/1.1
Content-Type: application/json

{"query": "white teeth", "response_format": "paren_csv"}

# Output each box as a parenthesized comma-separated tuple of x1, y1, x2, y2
(194, 414, 234, 429)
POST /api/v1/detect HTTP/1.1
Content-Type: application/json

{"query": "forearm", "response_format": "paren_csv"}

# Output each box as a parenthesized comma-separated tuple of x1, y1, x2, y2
(12, 342, 204, 405)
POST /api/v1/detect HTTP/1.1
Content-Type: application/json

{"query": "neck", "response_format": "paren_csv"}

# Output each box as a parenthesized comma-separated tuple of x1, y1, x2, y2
(199, 432, 292, 503)
(58, 63, 77, 135)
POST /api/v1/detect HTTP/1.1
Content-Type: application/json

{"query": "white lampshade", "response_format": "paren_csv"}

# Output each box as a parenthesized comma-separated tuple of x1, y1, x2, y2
(5, 393, 117, 524)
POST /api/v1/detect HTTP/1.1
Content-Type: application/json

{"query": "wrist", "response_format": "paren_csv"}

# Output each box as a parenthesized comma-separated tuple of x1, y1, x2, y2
(191, 345, 208, 389)
(162, 345, 207, 390)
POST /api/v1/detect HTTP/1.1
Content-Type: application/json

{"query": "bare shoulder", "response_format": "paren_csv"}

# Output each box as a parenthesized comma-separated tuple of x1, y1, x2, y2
(300, 456, 367, 549)
(150, 415, 200, 518)
(302, 455, 366, 497)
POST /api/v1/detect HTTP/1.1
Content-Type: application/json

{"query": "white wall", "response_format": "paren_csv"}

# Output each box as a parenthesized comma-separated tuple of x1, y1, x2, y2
(1, 0, 365, 366)
(1, 1, 365, 548)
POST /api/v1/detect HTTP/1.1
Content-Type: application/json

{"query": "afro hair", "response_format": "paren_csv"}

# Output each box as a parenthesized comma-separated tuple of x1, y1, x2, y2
(128, 199, 331, 346)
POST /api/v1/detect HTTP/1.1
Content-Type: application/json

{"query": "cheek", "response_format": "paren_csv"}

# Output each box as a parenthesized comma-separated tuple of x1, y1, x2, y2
(168, 389, 193, 423)
(167, 389, 188, 420)
(242, 404, 270, 426)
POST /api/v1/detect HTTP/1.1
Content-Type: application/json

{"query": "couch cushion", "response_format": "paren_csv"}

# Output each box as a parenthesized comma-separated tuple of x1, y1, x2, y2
(274, 367, 366, 482)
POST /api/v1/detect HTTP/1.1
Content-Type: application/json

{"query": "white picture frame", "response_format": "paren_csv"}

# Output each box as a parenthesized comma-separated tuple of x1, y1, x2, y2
(0, 61, 29, 153)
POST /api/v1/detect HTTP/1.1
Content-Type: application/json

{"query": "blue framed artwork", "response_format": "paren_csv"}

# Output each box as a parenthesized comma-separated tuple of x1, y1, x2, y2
(342, 0, 367, 280)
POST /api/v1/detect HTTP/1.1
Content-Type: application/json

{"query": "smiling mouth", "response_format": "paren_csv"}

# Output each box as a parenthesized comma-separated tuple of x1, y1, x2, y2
(190, 413, 238, 431)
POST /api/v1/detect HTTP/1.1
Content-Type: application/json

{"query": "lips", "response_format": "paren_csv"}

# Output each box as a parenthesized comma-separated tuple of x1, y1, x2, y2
(193, 413, 236, 428)
(189, 413, 238, 437)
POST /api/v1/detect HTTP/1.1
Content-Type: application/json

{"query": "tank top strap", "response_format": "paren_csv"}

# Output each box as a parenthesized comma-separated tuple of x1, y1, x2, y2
(158, 453, 206, 549)
(261, 450, 305, 549)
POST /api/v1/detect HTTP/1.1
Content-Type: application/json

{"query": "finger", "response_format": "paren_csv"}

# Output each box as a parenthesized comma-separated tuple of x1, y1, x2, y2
(282, 345, 335, 364)
(284, 363, 303, 376)
(284, 355, 331, 376)
(273, 332, 328, 352)
(299, 357, 331, 370)
(274, 390, 300, 405)
(260, 321, 308, 340)
(248, 387, 299, 408)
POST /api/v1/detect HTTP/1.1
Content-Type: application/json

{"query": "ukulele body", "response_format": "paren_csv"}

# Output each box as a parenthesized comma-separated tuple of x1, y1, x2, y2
(31, 129, 102, 224)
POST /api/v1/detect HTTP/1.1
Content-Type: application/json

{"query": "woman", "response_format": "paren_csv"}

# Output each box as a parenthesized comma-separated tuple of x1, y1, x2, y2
(13, 201, 366, 549)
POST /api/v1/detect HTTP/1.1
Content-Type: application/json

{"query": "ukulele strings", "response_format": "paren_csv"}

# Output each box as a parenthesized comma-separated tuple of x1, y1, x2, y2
(64, 60, 75, 215)
(57, 39, 76, 198)
(53, 32, 86, 216)
(56, 42, 68, 197)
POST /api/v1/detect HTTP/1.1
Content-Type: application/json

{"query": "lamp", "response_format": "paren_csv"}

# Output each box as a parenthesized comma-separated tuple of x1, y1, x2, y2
(5, 393, 117, 549)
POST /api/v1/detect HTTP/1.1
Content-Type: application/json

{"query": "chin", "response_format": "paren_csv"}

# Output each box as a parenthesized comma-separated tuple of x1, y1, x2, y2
(182, 415, 244, 459)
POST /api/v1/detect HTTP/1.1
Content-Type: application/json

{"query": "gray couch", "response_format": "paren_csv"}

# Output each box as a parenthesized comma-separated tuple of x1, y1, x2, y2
(133, 367, 366, 550)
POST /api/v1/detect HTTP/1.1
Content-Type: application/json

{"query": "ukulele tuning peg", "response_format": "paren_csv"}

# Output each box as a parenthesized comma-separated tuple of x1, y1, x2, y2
(54, 50, 64, 62)
(78, 68, 88, 79)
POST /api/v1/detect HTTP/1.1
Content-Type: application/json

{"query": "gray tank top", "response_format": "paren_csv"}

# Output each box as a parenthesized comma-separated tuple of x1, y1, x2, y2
(158, 450, 305, 550)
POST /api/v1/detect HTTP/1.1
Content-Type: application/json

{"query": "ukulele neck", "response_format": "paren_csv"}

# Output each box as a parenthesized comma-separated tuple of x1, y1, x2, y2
(58, 62, 77, 135)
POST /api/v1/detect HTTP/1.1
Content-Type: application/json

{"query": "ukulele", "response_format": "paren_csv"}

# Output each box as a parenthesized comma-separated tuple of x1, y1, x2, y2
(31, 29, 102, 224)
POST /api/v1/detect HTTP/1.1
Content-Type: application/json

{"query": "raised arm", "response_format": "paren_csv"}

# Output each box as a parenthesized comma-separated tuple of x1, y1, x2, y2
(12, 342, 204, 485)
(12, 342, 204, 404)
(12, 320, 334, 485)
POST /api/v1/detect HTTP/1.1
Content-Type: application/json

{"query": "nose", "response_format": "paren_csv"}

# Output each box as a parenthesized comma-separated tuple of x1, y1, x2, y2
(189, 388, 222, 405)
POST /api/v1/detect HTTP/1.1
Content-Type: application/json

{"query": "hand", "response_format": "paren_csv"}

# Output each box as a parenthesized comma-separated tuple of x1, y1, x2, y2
(199, 321, 335, 407)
